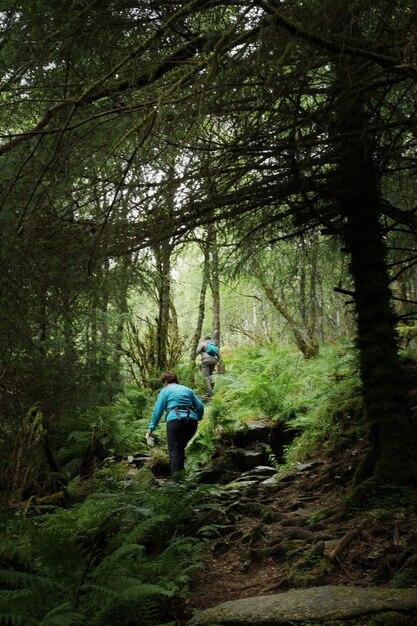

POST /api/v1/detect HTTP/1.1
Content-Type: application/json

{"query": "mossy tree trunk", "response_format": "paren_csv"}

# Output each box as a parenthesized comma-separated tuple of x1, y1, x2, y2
(189, 240, 210, 361)
(209, 226, 225, 373)
(334, 56, 417, 493)
(154, 240, 172, 373)
(253, 262, 319, 359)
(210, 227, 221, 344)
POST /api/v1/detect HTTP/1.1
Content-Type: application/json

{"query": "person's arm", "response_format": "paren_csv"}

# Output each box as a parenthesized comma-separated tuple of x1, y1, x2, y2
(147, 389, 167, 434)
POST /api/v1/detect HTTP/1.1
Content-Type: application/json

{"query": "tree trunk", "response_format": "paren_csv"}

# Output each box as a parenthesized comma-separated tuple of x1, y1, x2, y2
(168, 297, 184, 368)
(210, 227, 221, 345)
(334, 56, 417, 494)
(209, 226, 225, 373)
(256, 289, 271, 342)
(112, 264, 129, 388)
(154, 241, 171, 373)
(99, 257, 110, 378)
(253, 263, 318, 358)
(189, 243, 210, 361)
(299, 236, 308, 331)
(307, 229, 319, 344)
(299, 230, 320, 346)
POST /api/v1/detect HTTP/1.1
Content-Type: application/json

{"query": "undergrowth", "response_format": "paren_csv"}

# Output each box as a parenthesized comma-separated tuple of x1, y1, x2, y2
(0, 469, 214, 626)
(0, 340, 367, 625)
(187, 341, 363, 470)
(54, 384, 152, 475)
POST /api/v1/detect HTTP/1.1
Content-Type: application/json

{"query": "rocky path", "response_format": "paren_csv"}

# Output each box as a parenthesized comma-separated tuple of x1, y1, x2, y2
(126, 421, 417, 625)
(179, 431, 417, 625)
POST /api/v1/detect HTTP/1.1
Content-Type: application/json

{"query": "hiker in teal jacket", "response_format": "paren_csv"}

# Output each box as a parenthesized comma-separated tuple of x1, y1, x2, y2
(147, 371, 204, 475)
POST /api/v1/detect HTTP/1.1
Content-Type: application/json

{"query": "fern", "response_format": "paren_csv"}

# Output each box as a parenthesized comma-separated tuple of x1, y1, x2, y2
(40, 603, 84, 626)
(86, 583, 170, 626)
(186, 341, 362, 469)
(0, 471, 209, 626)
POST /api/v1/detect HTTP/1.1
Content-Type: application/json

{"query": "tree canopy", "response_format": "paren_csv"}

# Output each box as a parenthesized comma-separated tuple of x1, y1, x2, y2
(1, 0, 417, 495)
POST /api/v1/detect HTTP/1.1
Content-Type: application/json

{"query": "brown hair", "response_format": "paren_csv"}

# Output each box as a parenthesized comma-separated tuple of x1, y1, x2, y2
(160, 371, 178, 385)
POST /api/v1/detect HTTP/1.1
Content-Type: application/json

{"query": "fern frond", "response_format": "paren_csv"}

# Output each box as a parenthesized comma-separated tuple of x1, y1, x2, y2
(40, 602, 84, 626)
(87, 583, 171, 626)
(0, 570, 60, 591)
(91, 543, 146, 578)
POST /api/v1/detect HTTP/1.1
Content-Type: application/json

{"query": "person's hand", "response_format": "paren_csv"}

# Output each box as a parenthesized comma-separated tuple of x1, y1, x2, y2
(146, 430, 155, 446)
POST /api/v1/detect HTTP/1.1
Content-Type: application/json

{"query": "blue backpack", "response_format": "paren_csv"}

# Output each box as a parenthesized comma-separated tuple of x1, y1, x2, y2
(205, 341, 219, 357)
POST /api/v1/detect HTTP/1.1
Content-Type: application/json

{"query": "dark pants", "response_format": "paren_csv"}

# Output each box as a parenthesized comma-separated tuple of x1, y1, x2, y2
(166, 418, 198, 475)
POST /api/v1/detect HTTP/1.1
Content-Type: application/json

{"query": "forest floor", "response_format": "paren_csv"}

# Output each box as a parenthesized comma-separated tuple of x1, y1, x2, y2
(180, 437, 417, 624)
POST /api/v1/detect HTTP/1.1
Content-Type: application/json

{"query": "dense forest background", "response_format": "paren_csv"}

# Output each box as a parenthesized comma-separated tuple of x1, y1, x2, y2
(1, 1, 417, 624)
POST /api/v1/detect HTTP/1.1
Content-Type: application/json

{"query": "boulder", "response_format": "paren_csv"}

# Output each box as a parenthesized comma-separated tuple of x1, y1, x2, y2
(232, 421, 280, 447)
(229, 448, 268, 470)
(188, 585, 417, 625)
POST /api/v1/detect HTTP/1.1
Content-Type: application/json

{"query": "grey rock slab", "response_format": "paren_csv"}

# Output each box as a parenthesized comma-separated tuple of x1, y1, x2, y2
(295, 461, 322, 471)
(261, 474, 281, 486)
(240, 466, 277, 478)
(222, 480, 259, 491)
(291, 507, 319, 518)
(187, 585, 417, 625)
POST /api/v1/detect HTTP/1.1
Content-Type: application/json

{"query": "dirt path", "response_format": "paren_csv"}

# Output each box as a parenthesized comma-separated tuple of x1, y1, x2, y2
(181, 442, 417, 623)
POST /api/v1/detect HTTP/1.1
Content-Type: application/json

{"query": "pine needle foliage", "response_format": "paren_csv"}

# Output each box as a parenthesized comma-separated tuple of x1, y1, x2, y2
(0, 473, 208, 626)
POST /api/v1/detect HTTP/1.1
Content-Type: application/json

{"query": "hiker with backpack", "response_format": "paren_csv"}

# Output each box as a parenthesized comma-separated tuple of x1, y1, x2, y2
(196, 335, 220, 397)
(146, 371, 204, 475)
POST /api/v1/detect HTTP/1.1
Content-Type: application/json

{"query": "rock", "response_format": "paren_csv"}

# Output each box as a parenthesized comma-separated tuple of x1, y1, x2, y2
(233, 422, 277, 447)
(240, 465, 277, 479)
(323, 539, 340, 558)
(261, 474, 281, 486)
(187, 509, 230, 535)
(260, 462, 321, 487)
(231, 422, 296, 456)
(229, 448, 268, 470)
(295, 461, 322, 471)
(194, 455, 240, 484)
(290, 507, 318, 519)
(222, 480, 259, 491)
(187, 585, 417, 625)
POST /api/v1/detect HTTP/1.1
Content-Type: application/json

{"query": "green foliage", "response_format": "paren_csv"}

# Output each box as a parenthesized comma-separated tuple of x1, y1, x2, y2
(390, 555, 417, 589)
(55, 384, 153, 474)
(186, 396, 243, 472)
(0, 473, 208, 626)
(398, 324, 417, 356)
(185, 341, 363, 471)
(210, 345, 305, 422)
(173, 361, 200, 391)
(283, 343, 363, 463)
(363, 486, 417, 513)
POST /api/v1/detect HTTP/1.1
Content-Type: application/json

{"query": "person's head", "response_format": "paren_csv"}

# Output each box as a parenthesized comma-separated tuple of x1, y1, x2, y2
(204, 335, 211, 340)
(160, 371, 178, 386)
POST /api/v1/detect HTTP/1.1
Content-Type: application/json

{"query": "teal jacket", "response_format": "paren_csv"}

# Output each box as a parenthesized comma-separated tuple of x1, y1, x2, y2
(148, 383, 204, 432)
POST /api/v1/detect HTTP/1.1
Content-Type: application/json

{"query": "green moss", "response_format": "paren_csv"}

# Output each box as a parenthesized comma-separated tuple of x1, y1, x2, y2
(297, 614, 417, 626)
(365, 612, 417, 626)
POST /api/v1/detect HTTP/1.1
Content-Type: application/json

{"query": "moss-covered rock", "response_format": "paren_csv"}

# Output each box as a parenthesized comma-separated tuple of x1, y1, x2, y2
(188, 585, 417, 625)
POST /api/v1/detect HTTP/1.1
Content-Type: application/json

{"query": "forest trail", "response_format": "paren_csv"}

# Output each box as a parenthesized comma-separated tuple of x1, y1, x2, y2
(177, 433, 417, 625)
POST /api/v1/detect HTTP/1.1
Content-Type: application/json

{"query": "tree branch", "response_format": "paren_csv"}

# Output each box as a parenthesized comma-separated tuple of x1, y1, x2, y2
(258, 0, 405, 70)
